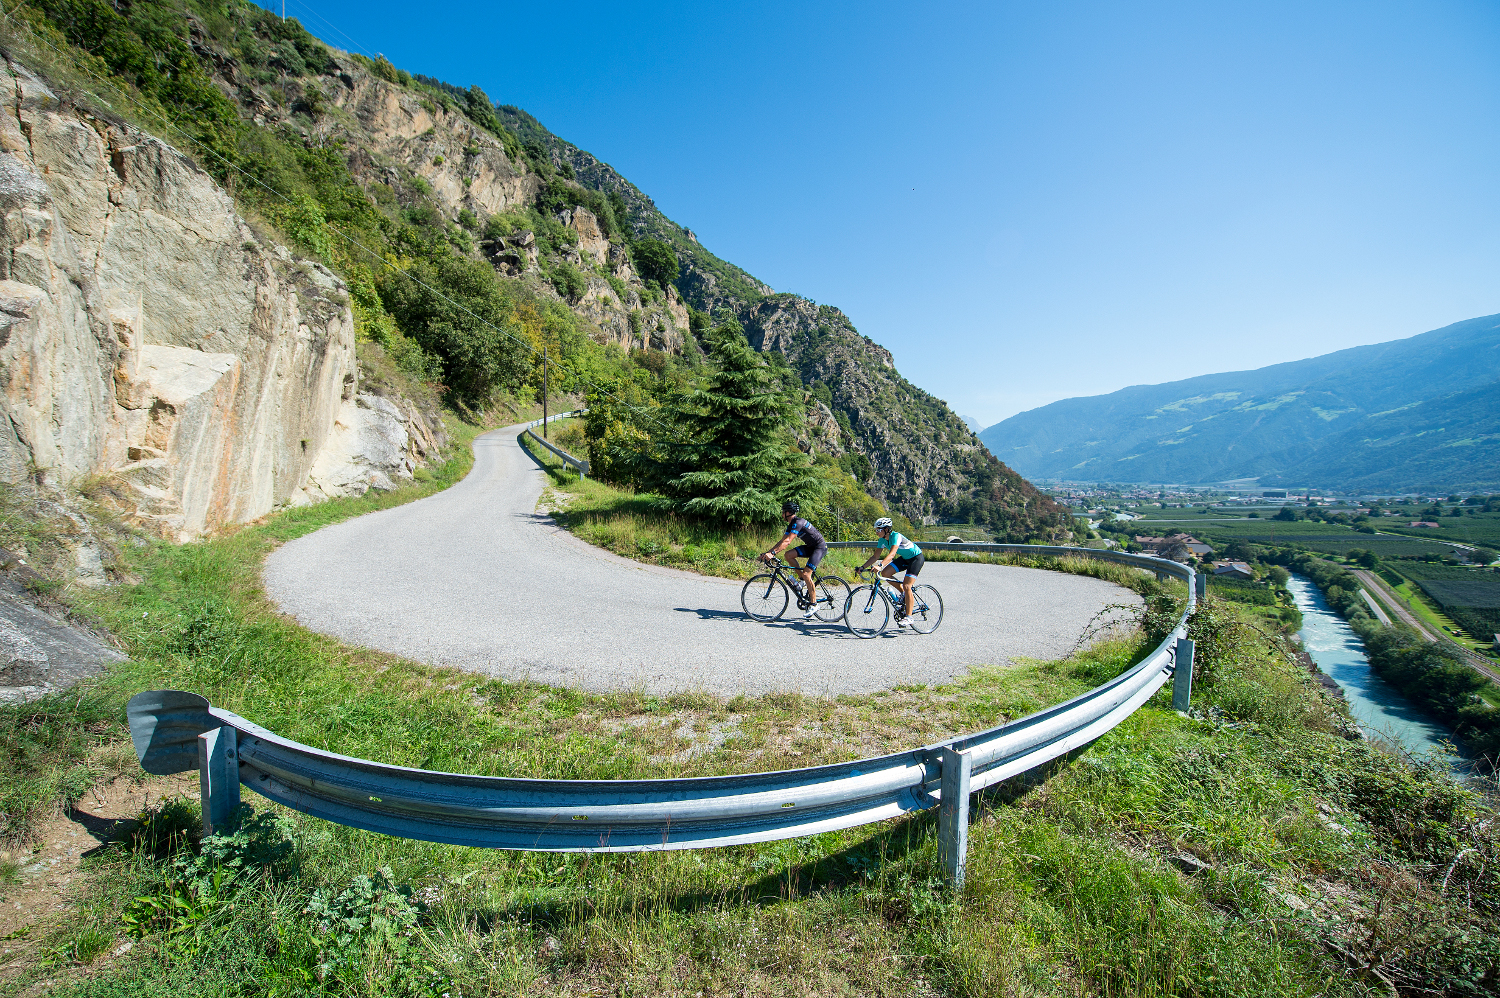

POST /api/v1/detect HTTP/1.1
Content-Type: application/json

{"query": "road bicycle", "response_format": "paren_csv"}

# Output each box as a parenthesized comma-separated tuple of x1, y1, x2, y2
(741, 558, 852, 623)
(844, 567, 944, 638)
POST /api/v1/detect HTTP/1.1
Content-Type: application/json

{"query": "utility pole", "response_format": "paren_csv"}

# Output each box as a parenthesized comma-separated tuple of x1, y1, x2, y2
(542, 347, 549, 439)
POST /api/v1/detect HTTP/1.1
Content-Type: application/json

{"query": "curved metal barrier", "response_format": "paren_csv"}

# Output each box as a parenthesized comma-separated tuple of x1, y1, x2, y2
(129, 548, 1197, 884)
(522, 410, 589, 476)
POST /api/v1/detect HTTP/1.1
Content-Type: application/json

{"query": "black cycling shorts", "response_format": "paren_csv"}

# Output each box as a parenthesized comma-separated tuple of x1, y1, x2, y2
(893, 553, 925, 577)
(793, 544, 827, 570)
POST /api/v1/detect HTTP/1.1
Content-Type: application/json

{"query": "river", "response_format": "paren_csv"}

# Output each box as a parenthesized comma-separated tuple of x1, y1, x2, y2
(1286, 575, 1456, 758)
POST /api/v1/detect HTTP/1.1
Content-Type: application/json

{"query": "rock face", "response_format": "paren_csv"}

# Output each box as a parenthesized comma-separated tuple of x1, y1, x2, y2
(301, 392, 444, 500)
(0, 57, 358, 540)
(0, 575, 124, 702)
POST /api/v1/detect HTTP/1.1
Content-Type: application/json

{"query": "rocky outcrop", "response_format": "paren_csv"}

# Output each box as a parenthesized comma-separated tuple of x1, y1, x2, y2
(0, 573, 124, 702)
(300, 391, 445, 500)
(0, 57, 357, 540)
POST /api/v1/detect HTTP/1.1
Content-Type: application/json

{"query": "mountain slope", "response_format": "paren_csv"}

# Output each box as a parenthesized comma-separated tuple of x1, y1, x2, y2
(492, 105, 1065, 534)
(7, 0, 1071, 538)
(980, 314, 1500, 490)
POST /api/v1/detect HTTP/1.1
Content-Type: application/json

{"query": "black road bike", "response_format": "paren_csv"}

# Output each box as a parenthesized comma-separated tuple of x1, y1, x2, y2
(741, 558, 852, 623)
(844, 567, 944, 638)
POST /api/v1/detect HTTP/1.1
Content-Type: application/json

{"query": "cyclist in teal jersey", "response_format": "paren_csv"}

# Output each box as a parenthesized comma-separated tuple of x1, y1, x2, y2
(858, 517, 925, 627)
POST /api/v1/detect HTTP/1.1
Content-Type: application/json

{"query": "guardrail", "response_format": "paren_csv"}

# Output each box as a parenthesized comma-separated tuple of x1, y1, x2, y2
(129, 548, 1197, 886)
(522, 410, 589, 477)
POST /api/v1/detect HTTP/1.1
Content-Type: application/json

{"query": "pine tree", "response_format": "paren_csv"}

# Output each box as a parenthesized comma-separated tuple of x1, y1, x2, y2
(662, 321, 821, 523)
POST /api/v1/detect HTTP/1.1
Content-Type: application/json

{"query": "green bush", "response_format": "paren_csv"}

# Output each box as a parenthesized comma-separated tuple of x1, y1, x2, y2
(548, 260, 587, 301)
(632, 238, 680, 289)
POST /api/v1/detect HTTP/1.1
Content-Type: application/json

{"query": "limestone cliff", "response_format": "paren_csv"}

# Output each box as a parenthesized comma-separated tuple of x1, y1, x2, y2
(0, 55, 423, 540)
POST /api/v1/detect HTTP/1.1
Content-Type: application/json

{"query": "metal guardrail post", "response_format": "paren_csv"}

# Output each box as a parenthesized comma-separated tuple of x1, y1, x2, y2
(1195, 572, 1206, 601)
(198, 725, 239, 835)
(1172, 637, 1195, 713)
(938, 746, 972, 887)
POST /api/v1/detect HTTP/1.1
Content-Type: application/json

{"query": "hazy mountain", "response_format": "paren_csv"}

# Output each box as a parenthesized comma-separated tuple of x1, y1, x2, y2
(979, 314, 1500, 491)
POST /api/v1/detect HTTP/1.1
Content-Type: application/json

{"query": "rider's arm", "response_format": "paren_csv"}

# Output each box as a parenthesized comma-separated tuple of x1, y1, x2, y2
(764, 532, 794, 560)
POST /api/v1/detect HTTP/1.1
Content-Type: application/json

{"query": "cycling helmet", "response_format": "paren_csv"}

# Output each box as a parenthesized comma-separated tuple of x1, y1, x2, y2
(782, 499, 800, 514)
(874, 517, 893, 530)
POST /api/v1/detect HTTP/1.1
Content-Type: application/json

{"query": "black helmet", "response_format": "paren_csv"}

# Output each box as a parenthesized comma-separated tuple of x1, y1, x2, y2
(782, 499, 800, 514)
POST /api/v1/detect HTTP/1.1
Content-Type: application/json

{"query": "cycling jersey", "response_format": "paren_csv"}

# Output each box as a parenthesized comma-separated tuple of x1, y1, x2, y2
(875, 531, 921, 559)
(784, 517, 826, 549)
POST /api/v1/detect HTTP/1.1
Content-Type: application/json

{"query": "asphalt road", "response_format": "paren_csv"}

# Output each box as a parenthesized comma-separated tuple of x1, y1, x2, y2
(262, 424, 1140, 696)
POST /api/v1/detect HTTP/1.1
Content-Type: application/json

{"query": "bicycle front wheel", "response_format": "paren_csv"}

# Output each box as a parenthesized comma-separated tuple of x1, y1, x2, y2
(906, 584, 944, 633)
(844, 585, 890, 638)
(742, 574, 789, 622)
(812, 575, 852, 622)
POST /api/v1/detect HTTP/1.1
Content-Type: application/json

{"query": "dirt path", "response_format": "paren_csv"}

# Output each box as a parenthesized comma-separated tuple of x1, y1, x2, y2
(1350, 569, 1438, 640)
(0, 772, 196, 989)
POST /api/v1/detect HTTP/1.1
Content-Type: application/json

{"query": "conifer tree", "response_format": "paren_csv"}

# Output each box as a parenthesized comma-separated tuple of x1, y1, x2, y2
(662, 320, 821, 523)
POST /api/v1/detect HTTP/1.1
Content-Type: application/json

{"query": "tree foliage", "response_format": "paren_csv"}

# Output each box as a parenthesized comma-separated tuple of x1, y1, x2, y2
(655, 321, 820, 523)
(632, 239, 679, 289)
(377, 258, 526, 407)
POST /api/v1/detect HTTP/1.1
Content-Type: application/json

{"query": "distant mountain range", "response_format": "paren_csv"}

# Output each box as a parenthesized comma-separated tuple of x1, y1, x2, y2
(979, 314, 1500, 492)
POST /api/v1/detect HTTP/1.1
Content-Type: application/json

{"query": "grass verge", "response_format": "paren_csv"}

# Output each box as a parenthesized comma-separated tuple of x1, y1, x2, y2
(0, 423, 1493, 995)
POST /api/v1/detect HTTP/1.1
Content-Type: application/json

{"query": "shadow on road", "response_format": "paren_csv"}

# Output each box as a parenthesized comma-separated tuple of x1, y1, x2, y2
(673, 607, 902, 639)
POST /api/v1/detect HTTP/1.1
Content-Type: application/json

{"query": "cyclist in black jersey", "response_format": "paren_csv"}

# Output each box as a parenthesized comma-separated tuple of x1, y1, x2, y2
(761, 500, 827, 620)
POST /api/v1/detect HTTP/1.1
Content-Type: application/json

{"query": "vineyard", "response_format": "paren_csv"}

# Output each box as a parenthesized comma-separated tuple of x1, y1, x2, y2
(1197, 526, 1460, 559)
(1386, 561, 1500, 640)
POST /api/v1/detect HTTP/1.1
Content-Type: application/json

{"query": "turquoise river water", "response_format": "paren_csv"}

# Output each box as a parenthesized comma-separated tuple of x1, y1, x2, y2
(1286, 575, 1455, 758)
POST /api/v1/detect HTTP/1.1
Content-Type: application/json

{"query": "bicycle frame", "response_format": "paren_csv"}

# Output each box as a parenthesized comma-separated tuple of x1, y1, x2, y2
(761, 559, 822, 610)
(857, 567, 915, 610)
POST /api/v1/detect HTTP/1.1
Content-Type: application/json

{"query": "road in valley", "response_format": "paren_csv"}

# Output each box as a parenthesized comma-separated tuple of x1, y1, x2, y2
(263, 423, 1140, 696)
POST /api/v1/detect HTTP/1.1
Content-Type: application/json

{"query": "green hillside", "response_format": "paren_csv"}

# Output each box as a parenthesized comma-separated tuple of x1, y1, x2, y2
(980, 314, 1500, 490)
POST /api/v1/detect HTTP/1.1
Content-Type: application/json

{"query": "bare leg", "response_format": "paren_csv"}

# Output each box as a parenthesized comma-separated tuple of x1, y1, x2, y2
(902, 577, 915, 617)
(880, 565, 903, 615)
(784, 554, 804, 600)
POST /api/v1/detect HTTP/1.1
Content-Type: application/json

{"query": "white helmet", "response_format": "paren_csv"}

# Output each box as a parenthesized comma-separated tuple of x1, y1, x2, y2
(874, 517, 893, 530)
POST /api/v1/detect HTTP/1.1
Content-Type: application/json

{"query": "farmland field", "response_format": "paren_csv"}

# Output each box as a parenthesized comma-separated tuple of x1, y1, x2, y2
(1378, 514, 1500, 546)
(1191, 525, 1460, 558)
(1384, 561, 1500, 640)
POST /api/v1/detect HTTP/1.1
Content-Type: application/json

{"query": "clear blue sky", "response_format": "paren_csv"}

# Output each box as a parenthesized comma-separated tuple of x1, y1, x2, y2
(273, 0, 1500, 428)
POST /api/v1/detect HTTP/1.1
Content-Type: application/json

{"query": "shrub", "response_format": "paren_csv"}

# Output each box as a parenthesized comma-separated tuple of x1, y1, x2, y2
(632, 238, 679, 289)
(549, 260, 587, 301)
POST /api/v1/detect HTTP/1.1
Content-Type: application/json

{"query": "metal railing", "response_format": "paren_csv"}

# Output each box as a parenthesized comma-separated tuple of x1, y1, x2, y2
(129, 548, 1198, 885)
(522, 411, 589, 477)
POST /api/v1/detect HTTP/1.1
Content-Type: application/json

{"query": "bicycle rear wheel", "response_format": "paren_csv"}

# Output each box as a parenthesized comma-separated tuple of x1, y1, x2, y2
(812, 575, 852, 622)
(906, 584, 944, 633)
(742, 574, 789, 622)
(844, 585, 890, 638)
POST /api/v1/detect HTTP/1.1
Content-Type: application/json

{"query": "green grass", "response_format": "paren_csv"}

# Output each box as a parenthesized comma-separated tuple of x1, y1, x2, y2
(23, 595, 1495, 995)
(0, 427, 1494, 994)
